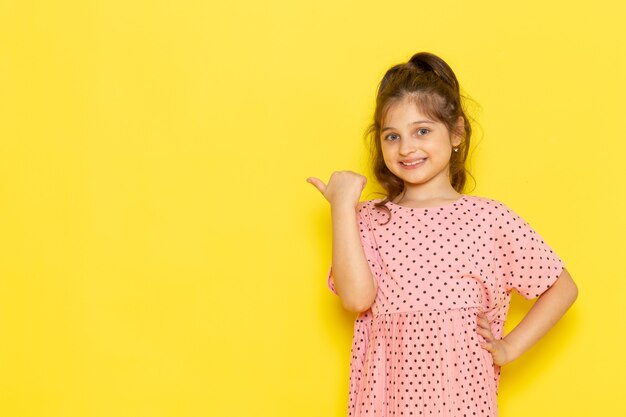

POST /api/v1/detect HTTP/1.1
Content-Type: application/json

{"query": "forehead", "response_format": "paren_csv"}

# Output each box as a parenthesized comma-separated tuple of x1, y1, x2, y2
(382, 96, 441, 125)
(385, 98, 425, 117)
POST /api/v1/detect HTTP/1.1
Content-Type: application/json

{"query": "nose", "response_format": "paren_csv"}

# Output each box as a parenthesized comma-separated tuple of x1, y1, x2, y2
(399, 137, 417, 156)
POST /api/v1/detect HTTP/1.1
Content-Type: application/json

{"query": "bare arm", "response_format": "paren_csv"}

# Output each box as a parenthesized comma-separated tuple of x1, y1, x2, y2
(330, 203, 377, 313)
(477, 268, 578, 366)
(307, 171, 377, 313)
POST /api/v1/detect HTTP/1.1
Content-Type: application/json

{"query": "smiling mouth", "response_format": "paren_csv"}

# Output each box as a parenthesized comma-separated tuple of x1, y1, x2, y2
(401, 158, 427, 166)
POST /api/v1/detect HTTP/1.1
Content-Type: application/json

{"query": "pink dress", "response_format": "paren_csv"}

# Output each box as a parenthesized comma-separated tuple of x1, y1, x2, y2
(327, 194, 565, 417)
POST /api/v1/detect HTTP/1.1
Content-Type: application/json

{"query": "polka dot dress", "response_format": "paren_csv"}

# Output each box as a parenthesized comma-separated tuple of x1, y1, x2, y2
(327, 194, 565, 417)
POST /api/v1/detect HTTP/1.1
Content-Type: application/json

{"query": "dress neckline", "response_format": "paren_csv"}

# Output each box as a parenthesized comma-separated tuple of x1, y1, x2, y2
(385, 194, 468, 210)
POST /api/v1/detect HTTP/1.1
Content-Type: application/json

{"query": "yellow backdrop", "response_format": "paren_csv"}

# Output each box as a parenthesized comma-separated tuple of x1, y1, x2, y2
(1, 1, 624, 416)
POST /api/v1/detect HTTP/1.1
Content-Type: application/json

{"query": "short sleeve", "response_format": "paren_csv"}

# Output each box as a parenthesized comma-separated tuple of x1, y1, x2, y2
(495, 203, 566, 300)
(326, 201, 382, 296)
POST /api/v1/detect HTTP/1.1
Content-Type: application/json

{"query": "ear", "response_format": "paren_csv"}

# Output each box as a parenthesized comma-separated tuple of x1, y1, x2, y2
(450, 116, 465, 147)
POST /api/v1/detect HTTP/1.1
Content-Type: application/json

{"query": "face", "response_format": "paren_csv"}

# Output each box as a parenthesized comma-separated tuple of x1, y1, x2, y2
(380, 96, 461, 189)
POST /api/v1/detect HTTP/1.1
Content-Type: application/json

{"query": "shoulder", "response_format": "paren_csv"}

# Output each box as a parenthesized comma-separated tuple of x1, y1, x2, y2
(463, 194, 520, 217)
(461, 194, 534, 232)
(466, 195, 539, 244)
(356, 199, 384, 218)
(356, 198, 390, 225)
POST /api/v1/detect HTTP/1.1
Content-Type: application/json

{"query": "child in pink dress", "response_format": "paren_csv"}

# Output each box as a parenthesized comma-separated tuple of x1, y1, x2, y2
(307, 52, 578, 417)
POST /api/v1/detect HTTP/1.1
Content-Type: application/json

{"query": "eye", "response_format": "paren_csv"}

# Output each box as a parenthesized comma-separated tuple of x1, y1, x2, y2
(417, 128, 430, 136)
(384, 133, 399, 141)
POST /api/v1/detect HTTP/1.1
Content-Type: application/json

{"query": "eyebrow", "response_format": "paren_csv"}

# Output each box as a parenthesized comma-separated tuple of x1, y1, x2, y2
(381, 120, 435, 133)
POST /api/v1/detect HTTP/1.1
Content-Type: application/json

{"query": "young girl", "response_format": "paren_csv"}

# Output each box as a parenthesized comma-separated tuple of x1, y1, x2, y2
(306, 52, 578, 417)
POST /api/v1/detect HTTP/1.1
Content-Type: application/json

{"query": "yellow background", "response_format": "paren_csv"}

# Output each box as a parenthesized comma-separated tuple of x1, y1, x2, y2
(1, 1, 624, 416)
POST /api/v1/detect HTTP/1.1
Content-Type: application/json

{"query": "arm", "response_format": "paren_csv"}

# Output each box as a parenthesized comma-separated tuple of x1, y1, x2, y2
(307, 171, 377, 314)
(477, 268, 578, 366)
(330, 203, 377, 313)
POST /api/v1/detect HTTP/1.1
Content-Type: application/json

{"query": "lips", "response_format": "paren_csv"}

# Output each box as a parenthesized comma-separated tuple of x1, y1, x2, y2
(400, 158, 427, 166)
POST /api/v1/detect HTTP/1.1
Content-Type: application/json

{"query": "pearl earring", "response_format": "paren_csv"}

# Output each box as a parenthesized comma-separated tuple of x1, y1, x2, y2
(453, 147, 458, 152)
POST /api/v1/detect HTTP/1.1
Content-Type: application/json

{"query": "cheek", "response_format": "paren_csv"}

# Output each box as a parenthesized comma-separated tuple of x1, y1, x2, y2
(380, 144, 393, 159)
(380, 149, 395, 169)
(426, 140, 452, 156)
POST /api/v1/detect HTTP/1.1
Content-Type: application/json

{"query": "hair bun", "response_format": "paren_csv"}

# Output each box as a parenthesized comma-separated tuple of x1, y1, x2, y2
(409, 52, 459, 93)
(408, 55, 435, 73)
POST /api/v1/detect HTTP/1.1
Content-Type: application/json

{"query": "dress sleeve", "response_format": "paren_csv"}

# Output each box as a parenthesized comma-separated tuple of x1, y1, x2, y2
(327, 201, 382, 296)
(495, 203, 566, 300)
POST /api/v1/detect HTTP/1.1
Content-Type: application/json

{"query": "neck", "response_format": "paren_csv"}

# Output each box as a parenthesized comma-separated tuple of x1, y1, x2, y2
(397, 170, 460, 203)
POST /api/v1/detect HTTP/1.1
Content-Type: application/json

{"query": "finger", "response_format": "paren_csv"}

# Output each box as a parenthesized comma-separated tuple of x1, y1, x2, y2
(476, 316, 491, 330)
(476, 327, 495, 343)
(306, 177, 327, 195)
(480, 342, 494, 353)
(478, 319, 495, 340)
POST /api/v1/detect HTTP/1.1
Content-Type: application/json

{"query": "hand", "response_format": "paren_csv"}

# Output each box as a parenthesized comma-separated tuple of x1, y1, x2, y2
(476, 312, 514, 366)
(306, 171, 367, 209)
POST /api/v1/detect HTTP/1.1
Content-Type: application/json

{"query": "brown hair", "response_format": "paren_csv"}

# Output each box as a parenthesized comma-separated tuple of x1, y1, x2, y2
(364, 52, 476, 223)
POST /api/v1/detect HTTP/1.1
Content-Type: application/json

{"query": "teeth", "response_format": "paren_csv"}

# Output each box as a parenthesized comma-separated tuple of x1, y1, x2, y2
(402, 159, 425, 166)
